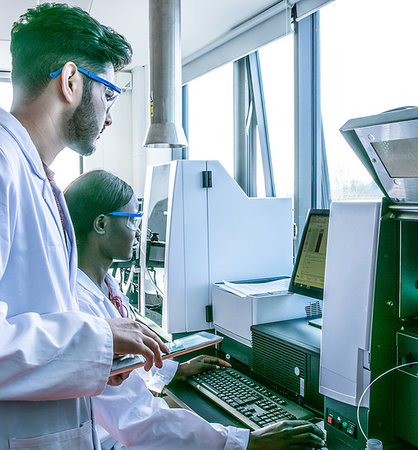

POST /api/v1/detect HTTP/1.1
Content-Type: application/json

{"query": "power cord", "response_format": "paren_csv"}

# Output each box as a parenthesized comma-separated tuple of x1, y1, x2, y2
(356, 361, 418, 440)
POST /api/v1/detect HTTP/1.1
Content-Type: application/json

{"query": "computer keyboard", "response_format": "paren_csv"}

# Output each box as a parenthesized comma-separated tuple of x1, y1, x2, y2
(187, 367, 314, 430)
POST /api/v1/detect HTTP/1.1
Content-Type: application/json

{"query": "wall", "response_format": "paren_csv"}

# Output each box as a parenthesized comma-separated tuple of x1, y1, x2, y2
(84, 65, 172, 198)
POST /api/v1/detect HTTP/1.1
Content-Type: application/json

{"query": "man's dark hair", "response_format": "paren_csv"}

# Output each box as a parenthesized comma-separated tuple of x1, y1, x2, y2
(64, 170, 134, 240)
(10, 3, 132, 100)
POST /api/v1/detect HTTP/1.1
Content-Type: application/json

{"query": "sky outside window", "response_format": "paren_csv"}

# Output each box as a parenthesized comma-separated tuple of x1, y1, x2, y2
(320, 0, 418, 200)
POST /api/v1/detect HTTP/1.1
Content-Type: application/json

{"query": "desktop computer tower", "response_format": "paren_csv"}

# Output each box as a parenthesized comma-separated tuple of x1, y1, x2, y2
(251, 317, 323, 414)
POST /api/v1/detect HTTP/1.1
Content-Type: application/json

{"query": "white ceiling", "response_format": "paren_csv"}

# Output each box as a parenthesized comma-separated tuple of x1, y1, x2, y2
(0, 0, 280, 71)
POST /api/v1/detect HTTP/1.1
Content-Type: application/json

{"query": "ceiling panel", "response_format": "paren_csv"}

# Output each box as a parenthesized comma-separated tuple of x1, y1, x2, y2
(181, 0, 279, 57)
(0, 0, 36, 41)
(89, 0, 149, 69)
(1, 0, 283, 71)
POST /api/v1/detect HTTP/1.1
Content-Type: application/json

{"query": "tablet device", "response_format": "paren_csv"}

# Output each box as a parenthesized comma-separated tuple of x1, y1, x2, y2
(110, 331, 223, 375)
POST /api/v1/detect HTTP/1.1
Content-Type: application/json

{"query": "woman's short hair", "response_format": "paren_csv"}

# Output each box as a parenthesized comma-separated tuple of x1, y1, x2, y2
(64, 170, 134, 239)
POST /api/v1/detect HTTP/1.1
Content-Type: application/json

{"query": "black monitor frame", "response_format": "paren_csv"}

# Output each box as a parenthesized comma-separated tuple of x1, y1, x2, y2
(288, 209, 330, 300)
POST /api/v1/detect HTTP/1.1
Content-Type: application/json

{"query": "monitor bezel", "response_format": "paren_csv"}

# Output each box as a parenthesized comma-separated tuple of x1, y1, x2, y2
(288, 208, 330, 300)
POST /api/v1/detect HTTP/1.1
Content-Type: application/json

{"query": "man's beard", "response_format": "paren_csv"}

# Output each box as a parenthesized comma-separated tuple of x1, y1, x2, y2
(67, 82, 101, 156)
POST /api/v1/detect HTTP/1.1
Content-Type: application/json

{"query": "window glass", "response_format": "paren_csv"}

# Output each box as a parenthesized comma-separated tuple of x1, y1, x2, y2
(0, 81, 13, 111)
(50, 148, 81, 190)
(187, 63, 233, 176)
(320, 0, 418, 200)
(258, 34, 294, 199)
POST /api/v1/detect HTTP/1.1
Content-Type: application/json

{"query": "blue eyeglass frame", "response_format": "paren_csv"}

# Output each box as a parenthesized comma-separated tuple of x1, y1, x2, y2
(49, 66, 122, 95)
(107, 212, 143, 218)
(106, 212, 143, 231)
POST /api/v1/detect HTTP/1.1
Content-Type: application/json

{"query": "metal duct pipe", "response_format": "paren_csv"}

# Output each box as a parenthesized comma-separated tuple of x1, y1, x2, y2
(144, 0, 187, 148)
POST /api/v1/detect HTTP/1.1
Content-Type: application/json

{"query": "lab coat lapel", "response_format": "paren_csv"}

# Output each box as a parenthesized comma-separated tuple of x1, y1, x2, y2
(57, 187, 78, 293)
(0, 108, 76, 293)
(42, 179, 71, 261)
(0, 109, 70, 261)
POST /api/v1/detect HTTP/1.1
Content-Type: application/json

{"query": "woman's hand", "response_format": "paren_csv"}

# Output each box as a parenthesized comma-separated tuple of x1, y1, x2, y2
(174, 355, 231, 381)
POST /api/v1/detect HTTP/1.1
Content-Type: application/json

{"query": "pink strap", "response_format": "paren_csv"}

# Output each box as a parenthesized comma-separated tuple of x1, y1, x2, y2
(104, 279, 129, 318)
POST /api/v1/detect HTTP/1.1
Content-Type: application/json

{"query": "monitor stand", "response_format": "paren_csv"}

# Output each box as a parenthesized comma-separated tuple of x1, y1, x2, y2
(308, 317, 323, 329)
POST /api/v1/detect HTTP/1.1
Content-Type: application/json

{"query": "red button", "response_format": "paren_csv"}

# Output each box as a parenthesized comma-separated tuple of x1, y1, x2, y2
(327, 416, 334, 425)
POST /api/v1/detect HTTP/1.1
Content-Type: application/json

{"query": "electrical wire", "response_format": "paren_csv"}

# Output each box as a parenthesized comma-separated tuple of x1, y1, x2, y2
(121, 262, 135, 296)
(146, 267, 164, 296)
(136, 233, 165, 297)
(356, 361, 418, 440)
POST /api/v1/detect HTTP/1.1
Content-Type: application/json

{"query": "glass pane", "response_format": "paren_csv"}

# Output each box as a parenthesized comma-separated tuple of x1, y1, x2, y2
(258, 34, 294, 199)
(188, 63, 233, 176)
(0, 82, 13, 111)
(320, 0, 418, 200)
(143, 164, 171, 327)
(50, 148, 81, 190)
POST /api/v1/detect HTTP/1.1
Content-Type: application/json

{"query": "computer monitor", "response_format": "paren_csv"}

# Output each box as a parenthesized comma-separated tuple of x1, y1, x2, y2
(288, 209, 330, 300)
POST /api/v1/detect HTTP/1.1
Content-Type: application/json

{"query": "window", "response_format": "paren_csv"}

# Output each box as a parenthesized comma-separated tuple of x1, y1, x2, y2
(187, 63, 233, 176)
(320, 0, 418, 200)
(258, 34, 294, 199)
(0, 81, 13, 111)
(50, 148, 81, 190)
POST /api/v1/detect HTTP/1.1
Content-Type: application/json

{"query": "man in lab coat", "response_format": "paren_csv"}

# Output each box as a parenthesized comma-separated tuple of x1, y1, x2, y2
(0, 4, 168, 449)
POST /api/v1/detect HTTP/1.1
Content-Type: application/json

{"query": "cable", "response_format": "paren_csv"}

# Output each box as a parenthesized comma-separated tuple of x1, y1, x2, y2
(147, 267, 164, 296)
(356, 361, 418, 440)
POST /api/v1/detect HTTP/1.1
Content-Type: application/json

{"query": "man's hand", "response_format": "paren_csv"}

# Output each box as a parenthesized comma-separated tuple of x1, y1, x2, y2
(174, 355, 232, 381)
(106, 318, 169, 371)
(247, 420, 325, 449)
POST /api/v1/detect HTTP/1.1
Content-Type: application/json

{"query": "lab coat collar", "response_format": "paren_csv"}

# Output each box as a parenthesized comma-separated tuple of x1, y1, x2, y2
(77, 269, 108, 303)
(0, 107, 76, 285)
(0, 108, 45, 181)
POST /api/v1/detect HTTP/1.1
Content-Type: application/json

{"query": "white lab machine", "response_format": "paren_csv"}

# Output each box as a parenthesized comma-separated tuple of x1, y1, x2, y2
(320, 107, 418, 449)
(212, 208, 330, 348)
(212, 280, 310, 347)
(140, 160, 293, 335)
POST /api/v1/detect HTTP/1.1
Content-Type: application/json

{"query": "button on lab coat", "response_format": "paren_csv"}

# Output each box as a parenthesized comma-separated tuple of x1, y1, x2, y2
(0, 108, 113, 449)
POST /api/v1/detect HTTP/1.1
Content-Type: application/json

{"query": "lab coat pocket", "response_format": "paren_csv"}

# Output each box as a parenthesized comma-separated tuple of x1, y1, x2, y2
(9, 420, 93, 449)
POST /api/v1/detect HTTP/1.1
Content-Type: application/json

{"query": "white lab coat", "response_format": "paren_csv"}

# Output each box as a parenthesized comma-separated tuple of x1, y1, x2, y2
(76, 270, 250, 450)
(0, 108, 114, 449)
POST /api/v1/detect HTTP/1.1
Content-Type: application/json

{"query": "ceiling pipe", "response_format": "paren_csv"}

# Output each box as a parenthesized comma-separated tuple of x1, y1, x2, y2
(144, 0, 187, 148)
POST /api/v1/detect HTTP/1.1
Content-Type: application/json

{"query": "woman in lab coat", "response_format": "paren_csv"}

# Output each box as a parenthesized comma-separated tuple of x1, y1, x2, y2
(64, 170, 326, 450)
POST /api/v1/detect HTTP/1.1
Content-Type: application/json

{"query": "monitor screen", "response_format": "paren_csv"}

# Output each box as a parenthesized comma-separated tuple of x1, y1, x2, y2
(288, 209, 330, 300)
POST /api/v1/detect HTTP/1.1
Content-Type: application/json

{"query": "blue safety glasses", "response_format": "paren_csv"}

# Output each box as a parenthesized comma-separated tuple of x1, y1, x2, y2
(106, 211, 143, 231)
(49, 66, 122, 112)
